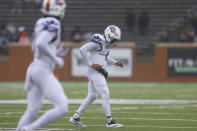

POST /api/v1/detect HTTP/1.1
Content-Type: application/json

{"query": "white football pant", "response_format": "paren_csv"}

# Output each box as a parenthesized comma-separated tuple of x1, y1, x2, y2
(16, 62, 68, 130)
(77, 67, 111, 117)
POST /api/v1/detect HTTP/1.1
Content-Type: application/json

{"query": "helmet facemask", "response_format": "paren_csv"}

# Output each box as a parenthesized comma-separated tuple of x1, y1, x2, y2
(108, 36, 119, 47)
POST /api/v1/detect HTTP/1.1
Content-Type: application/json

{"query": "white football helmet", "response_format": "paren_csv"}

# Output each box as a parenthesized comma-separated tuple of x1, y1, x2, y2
(41, 0, 66, 19)
(104, 25, 121, 46)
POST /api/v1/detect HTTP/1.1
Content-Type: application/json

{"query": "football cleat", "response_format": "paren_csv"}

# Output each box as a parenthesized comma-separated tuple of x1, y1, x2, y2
(106, 119, 123, 128)
(69, 116, 86, 127)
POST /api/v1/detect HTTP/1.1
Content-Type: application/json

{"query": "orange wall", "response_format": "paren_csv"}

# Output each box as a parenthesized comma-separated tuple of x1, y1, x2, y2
(0, 43, 197, 82)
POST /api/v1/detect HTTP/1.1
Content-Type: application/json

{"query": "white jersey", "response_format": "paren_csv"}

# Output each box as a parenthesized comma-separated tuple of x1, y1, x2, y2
(33, 17, 61, 69)
(79, 33, 117, 67)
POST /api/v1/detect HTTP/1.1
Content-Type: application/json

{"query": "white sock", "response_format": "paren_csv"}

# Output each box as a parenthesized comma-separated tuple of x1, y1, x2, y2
(107, 116, 112, 123)
(73, 112, 80, 118)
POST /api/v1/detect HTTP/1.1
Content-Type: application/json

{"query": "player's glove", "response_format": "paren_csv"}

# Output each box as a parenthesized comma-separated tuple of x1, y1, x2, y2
(97, 66, 108, 78)
(57, 45, 69, 57)
(56, 57, 64, 68)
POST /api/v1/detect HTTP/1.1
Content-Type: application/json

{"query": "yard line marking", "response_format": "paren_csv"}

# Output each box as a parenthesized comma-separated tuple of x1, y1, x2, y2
(0, 111, 196, 115)
(111, 105, 197, 110)
(78, 117, 197, 122)
(3, 111, 197, 115)
(128, 112, 197, 115)
(88, 125, 197, 129)
(1, 99, 197, 104)
(1, 103, 197, 111)
(1, 125, 197, 129)
(0, 116, 197, 122)
(0, 128, 77, 130)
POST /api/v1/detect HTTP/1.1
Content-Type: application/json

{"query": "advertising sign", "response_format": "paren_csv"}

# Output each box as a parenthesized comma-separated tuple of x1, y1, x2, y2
(168, 48, 197, 77)
(71, 48, 132, 77)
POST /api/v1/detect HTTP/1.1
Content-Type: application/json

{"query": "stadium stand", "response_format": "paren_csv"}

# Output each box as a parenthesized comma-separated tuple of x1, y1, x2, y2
(0, 0, 197, 59)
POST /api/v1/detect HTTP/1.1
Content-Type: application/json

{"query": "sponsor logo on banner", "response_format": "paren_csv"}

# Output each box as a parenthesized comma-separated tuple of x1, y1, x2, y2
(71, 48, 132, 77)
(168, 48, 197, 77)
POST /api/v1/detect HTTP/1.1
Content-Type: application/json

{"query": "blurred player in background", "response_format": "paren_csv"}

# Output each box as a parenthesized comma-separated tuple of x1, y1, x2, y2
(69, 25, 124, 128)
(16, 0, 69, 130)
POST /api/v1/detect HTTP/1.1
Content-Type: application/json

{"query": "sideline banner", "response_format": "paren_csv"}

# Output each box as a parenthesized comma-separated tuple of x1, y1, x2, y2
(71, 48, 132, 77)
(168, 48, 197, 77)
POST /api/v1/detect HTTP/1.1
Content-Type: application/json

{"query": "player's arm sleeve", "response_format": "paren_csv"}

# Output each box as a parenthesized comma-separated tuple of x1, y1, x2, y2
(36, 30, 59, 64)
(106, 56, 117, 65)
(79, 42, 99, 66)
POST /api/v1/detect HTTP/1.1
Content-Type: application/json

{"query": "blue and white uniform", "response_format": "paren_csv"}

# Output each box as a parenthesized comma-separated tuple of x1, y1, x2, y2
(16, 17, 68, 131)
(77, 33, 117, 117)
(70, 25, 123, 128)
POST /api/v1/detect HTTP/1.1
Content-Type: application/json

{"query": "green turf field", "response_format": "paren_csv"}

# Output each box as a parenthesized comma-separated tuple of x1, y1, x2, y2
(0, 82, 197, 131)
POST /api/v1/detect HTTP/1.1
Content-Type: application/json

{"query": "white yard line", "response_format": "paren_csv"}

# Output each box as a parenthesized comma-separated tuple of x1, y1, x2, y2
(0, 116, 197, 122)
(0, 111, 196, 115)
(1, 125, 197, 130)
(1, 99, 197, 104)
(0, 127, 77, 130)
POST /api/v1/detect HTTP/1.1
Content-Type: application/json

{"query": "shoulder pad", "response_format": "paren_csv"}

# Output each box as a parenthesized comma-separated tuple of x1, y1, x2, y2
(90, 34, 105, 45)
(39, 17, 60, 32)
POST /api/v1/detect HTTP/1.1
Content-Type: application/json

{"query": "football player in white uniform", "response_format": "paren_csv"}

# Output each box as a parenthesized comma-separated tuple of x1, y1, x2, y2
(16, 0, 68, 131)
(69, 25, 124, 128)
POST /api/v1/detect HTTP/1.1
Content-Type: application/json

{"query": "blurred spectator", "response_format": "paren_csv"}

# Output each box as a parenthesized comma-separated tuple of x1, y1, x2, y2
(178, 32, 190, 42)
(6, 23, 16, 35)
(18, 26, 29, 43)
(6, 23, 20, 42)
(125, 10, 136, 31)
(173, 23, 194, 43)
(0, 22, 30, 47)
(0, 22, 9, 48)
(0, 31, 10, 48)
(0, 22, 6, 31)
(190, 15, 197, 42)
(184, 24, 194, 42)
(71, 26, 82, 42)
(137, 10, 149, 35)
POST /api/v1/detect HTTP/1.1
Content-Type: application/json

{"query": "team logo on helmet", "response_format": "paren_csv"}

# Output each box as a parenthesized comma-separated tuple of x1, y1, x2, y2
(56, 0, 63, 5)
(109, 26, 118, 35)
